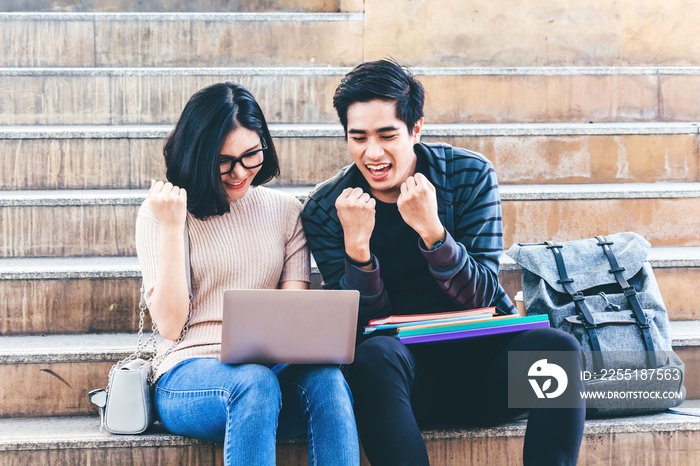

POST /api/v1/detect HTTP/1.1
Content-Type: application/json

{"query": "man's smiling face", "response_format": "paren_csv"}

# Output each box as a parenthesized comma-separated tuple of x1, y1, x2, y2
(346, 99, 423, 203)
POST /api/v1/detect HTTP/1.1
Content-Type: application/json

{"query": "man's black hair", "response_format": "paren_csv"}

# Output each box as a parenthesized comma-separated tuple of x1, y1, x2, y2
(333, 58, 425, 135)
(164, 82, 280, 219)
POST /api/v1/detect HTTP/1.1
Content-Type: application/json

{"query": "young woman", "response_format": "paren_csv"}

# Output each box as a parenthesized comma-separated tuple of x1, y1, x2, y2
(135, 82, 359, 465)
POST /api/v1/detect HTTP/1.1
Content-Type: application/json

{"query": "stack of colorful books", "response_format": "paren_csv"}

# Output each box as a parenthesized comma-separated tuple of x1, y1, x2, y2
(364, 307, 550, 344)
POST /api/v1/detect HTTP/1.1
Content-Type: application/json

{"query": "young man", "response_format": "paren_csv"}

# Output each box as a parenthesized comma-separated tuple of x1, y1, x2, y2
(301, 59, 585, 465)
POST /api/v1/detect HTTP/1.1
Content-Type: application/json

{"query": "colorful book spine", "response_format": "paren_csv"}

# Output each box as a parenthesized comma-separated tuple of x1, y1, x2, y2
(397, 314, 519, 333)
(399, 318, 550, 345)
(368, 307, 495, 326)
(398, 314, 549, 337)
(364, 313, 503, 334)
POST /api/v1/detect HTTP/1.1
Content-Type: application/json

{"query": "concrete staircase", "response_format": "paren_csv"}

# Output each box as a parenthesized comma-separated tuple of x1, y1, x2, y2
(1, 0, 700, 465)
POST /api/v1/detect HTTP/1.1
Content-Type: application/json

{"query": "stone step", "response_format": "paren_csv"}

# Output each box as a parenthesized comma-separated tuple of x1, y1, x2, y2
(1, 122, 699, 190)
(0, 333, 153, 418)
(1, 183, 699, 257)
(2, 410, 700, 465)
(3, 67, 700, 125)
(2, 248, 699, 335)
(0, 257, 144, 335)
(365, 0, 700, 68)
(3, 0, 699, 68)
(2, 0, 345, 12)
(0, 12, 363, 67)
(0, 405, 700, 466)
(497, 182, 700, 248)
(0, 323, 698, 418)
(0, 67, 343, 126)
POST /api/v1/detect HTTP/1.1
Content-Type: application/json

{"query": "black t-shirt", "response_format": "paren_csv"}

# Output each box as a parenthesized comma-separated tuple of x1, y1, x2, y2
(365, 156, 458, 316)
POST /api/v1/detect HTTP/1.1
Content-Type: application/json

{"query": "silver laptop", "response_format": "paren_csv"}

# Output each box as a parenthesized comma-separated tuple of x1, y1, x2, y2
(221, 289, 359, 365)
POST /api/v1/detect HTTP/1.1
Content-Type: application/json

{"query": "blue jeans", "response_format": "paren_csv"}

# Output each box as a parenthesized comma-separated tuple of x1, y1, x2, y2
(153, 358, 359, 465)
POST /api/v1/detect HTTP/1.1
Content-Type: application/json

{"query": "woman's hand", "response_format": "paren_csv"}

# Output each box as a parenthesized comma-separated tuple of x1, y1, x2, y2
(146, 180, 190, 340)
(148, 180, 187, 230)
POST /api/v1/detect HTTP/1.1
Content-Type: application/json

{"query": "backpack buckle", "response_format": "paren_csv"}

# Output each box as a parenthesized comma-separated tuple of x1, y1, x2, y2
(598, 292, 621, 312)
(623, 286, 637, 297)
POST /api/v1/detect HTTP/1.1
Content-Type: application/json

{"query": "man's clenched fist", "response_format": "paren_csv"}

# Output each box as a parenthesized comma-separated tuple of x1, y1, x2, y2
(397, 173, 446, 249)
(335, 187, 376, 263)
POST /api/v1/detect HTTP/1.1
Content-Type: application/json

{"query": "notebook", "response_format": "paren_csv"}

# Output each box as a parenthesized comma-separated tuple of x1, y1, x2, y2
(398, 314, 550, 344)
(368, 307, 495, 326)
(220, 289, 360, 365)
(396, 314, 537, 337)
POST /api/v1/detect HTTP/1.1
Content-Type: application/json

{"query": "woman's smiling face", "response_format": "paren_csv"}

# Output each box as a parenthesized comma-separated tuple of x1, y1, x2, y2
(218, 127, 264, 202)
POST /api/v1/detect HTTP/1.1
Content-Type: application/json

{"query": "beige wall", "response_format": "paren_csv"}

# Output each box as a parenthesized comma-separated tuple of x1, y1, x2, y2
(362, 0, 700, 66)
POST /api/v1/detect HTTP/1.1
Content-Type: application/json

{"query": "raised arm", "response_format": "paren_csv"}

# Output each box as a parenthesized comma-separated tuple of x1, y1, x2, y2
(419, 164, 508, 312)
(301, 191, 392, 327)
(135, 180, 190, 340)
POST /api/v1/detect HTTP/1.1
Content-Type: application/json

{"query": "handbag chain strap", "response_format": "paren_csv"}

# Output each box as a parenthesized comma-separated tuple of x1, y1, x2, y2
(146, 298, 192, 385)
(107, 221, 192, 388)
(107, 298, 156, 384)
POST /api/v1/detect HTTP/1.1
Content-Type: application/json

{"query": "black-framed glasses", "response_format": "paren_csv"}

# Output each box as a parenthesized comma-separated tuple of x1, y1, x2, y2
(219, 138, 267, 175)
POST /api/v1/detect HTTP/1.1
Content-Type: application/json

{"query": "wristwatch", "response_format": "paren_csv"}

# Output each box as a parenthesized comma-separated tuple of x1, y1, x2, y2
(430, 239, 445, 250)
(346, 253, 374, 268)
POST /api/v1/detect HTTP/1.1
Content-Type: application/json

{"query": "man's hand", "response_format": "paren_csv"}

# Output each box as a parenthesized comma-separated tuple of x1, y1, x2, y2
(335, 187, 376, 262)
(148, 180, 187, 231)
(397, 173, 446, 249)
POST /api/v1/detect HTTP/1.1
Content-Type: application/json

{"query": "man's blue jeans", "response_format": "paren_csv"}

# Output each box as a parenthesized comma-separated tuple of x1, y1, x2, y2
(153, 358, 359, 465)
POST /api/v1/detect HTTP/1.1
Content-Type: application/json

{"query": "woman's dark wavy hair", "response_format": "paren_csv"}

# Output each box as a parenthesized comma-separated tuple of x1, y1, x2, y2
(164, 82, 280, 220)
(333, 58, 424, 136)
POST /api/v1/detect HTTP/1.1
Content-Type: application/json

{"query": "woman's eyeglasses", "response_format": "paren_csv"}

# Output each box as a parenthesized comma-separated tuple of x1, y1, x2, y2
(219, 139, 267, 175)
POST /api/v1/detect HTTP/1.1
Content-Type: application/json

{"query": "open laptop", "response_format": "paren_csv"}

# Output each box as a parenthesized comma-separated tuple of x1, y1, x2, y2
(221, 289, 360, 365)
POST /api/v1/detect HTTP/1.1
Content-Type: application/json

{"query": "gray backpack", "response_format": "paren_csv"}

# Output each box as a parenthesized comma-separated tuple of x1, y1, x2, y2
(506, 232, 686, 417)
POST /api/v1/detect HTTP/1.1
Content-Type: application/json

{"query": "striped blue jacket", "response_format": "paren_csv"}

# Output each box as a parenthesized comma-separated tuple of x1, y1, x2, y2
(301, 142, 515, 328)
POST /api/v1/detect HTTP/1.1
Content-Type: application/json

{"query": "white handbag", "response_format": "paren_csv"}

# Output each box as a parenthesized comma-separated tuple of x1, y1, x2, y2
(89, 224, 191, 434)
(103, 358, 155, 434)
(88, 297, 166, 434)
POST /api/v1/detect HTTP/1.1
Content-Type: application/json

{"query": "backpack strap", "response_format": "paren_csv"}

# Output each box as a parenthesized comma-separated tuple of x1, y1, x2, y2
(443, 144, 455, 236)
(595, 236, 657, 368)
(545, 241, 605, 372)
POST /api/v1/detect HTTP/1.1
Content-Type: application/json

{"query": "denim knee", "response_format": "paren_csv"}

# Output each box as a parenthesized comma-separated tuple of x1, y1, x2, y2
(308, 366, 352, 399)
(230, 364, 282, 411)
(153, 359, 282, 445)
(277, 365, 352, 406)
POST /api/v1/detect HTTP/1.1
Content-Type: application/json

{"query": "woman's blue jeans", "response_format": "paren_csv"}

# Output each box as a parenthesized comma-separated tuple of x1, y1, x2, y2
(153, 358, 359, 465)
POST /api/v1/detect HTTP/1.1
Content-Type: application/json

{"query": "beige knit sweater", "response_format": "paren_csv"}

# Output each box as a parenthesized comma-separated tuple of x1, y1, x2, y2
(135, 186, 311, 381)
